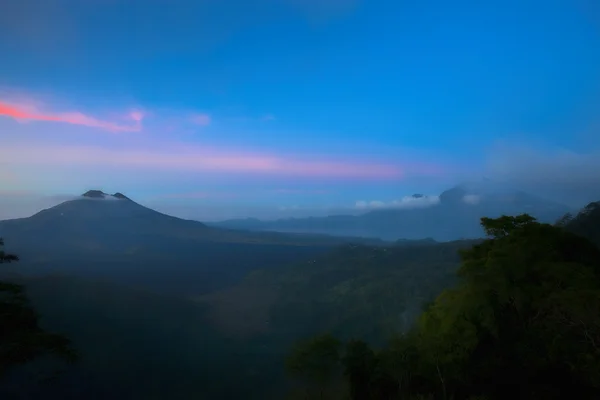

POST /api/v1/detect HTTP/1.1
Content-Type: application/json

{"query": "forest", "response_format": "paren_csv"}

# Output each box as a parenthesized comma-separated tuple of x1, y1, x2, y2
(1, 201, 600, 399)
(285, 206, 600, 399)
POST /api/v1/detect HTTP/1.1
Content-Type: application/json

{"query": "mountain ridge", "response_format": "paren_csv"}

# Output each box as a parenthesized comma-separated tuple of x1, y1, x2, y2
(208, 184, 572, 241)
(0, 190, 388, 297)
(0, 190, 388, 252)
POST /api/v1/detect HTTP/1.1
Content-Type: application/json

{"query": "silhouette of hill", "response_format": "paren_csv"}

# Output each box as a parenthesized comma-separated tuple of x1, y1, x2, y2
(209, 183, 571, 241)
(1, 190, 386, 248)
(0, 191, 385, 296)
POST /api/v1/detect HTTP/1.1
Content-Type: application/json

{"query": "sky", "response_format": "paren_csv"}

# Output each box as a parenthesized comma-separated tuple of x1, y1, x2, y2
(1, 0, 600, 221)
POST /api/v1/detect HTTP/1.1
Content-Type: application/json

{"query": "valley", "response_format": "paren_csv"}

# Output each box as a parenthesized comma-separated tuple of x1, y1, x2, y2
(1, 191, 599, 399)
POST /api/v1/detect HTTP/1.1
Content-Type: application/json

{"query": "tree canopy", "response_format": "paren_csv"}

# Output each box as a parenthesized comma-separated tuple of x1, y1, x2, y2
(286, 215, 600, 399)
(0, 238, 77, 380)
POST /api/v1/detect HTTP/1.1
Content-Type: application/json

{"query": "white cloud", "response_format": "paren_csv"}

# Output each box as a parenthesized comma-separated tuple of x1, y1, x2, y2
(355, 195, 440, 210)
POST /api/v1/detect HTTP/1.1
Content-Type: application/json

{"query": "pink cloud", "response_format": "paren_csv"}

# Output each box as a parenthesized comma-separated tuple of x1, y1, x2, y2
(0, 142, 433, 180)
(190, 113, 212, 126)
(0, 100, 143, 133)
(129, 110, 145, 122)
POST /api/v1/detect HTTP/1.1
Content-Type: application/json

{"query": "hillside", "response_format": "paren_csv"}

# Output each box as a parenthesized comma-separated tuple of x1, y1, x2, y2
(280, 214, 600, 399)
(0, 274, 277, 400)
(200, 239, 478, 345)
(0, 190, 386, 249)
(197, 200, 600, 398)
(0, 191, 385, 296)
(2, 192, 597, 399)
(210, 184, 571, 241)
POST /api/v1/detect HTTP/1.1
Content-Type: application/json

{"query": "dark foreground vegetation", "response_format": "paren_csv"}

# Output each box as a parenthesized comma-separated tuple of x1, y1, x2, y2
(285, 210, 600, 399)
(0, 239, 77, 392)
(1, 201, 599, 399)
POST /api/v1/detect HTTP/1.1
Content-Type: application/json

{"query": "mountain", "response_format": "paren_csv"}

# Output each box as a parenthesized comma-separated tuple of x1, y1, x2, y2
(0, 189, 238, 250)
(2, 191, 596, 399)
(0, 190, 387, 248)
(0, 191, 443, 400)
(209, 183, 572, 241)
(0, 190, 385, 296)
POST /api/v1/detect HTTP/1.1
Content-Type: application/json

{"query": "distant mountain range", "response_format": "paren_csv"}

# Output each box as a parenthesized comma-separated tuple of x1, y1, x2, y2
(0, 190, 385, 295)
(0, 185, 574, 293)
(0, 190, 385, 249)
(208, 183, 573, 241)
(0, 188, 596, 400)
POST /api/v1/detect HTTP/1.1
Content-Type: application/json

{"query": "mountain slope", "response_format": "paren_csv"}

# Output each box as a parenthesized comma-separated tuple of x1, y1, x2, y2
(194, 199, 600, 397)
(0, 274, 276, 400)
(1, 191, 384, 249)
(0, 191, 383, 296)
(200, 239, 478, 344)
(209, 184, 571, 241)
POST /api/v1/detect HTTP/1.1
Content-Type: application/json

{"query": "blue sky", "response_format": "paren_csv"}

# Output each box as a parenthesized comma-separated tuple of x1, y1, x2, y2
(1, 0, 600, 220)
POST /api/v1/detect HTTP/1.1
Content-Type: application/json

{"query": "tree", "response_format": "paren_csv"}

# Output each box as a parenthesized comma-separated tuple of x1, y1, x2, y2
(555, 212, 574, 227)
(0, 238, 77, 379)
(342, 339, 376, 400)
(0, 238, 18, 263)
(418, 214, 600, 399)
(285, 333, 342, 399)
(479, 214, 536, 238)
(562, 202, 600, 247)
(290, 214, 600, 399)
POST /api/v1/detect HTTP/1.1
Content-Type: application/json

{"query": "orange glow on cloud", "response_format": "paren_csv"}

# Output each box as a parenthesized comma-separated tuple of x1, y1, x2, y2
(0, 101, 143, 132)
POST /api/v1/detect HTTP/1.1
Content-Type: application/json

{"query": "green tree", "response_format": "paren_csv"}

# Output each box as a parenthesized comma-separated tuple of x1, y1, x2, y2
(555, 212, 574, 227)
(285, 333, 342, 399)
(342, 339, 376, 400)
(0, 238, 77, 379)
(291, 214, 600, 399)
(415, 214, 600, 399)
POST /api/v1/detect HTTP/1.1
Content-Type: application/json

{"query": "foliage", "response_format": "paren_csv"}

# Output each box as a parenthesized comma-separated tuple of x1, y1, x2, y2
(564, 201, 600, 247)
(286, 214, 600, 399)
(286, 333, 343, 399)
(0, 238, 77, 382)
(0, 238, 19, 263)
(265, 240, 475, 344)
(198, 239, 475, 397)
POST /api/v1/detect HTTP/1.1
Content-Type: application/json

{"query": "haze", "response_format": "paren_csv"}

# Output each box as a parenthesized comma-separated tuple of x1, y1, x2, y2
(2, 0, 600, 220)
(4, 2, 600, 399)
